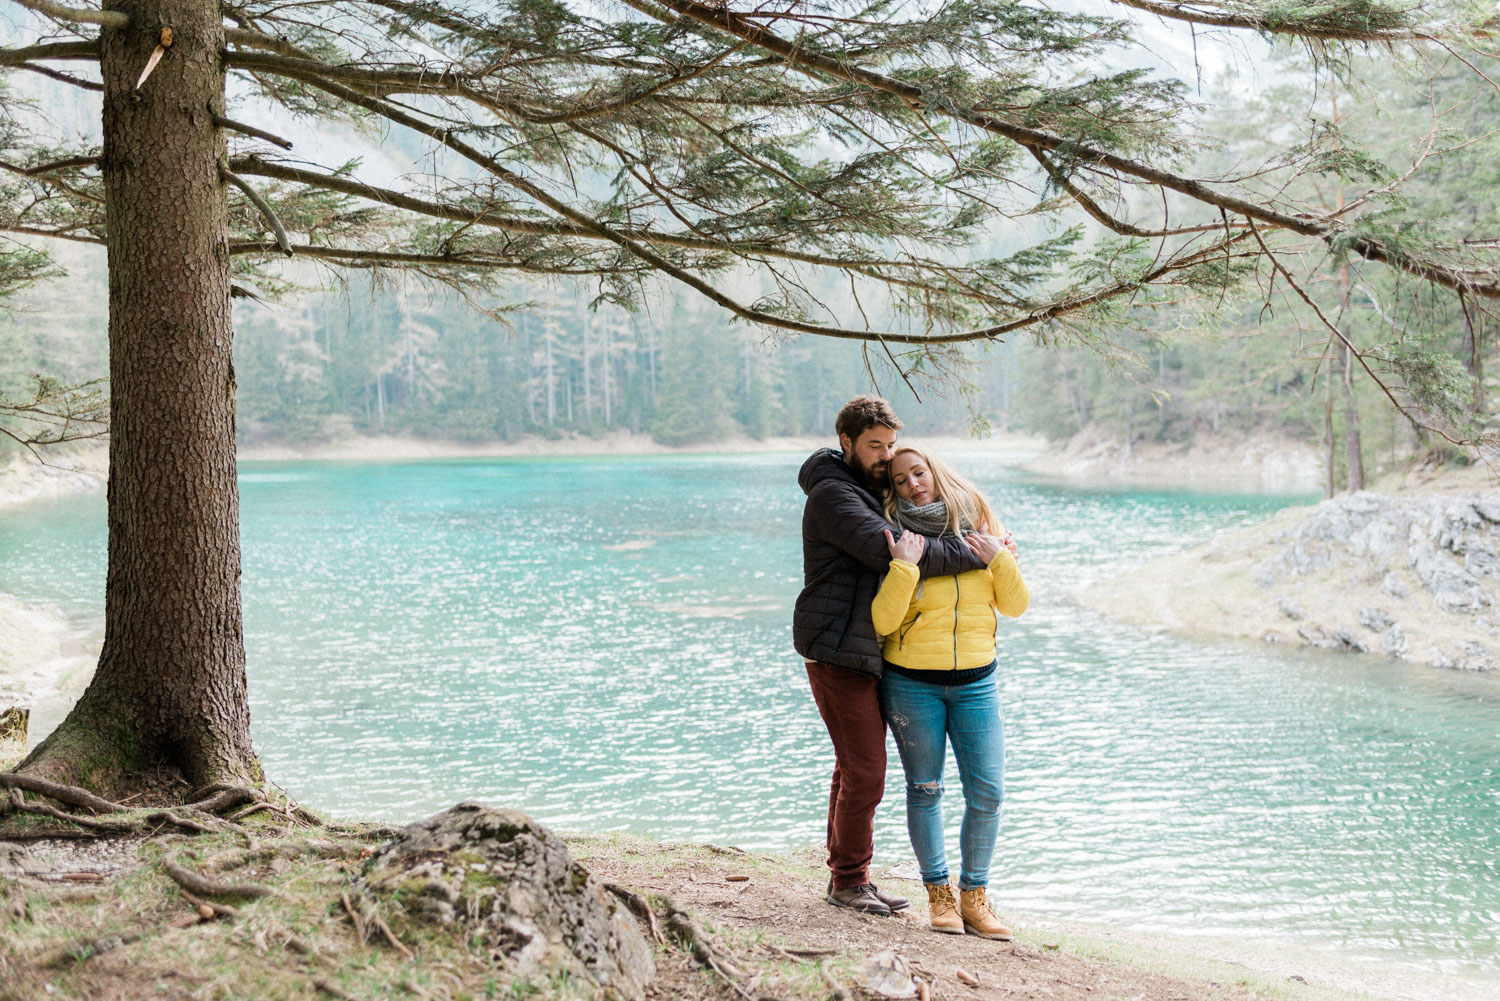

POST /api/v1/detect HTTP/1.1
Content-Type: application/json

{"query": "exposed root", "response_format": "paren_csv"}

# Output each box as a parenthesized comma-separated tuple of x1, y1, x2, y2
(605, 881, 663, 943)
(162, 858, 284, 900)
(312, 978, 364, 1001)
(609, 884, 772, 998)
(177, 887, 239, 920)
(29, 931, 143, 969)
(186, 784, 259, 814)
(0, 774, 124, 815)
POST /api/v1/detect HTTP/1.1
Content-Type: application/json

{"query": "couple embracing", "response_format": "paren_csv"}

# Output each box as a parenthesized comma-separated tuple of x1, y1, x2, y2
(794, 395, 1029, 939)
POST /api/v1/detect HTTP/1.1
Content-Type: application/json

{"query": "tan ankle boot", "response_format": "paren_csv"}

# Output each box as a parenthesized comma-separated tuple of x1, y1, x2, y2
(925, 882, 964, 934)
(958, 886, 1013, 940)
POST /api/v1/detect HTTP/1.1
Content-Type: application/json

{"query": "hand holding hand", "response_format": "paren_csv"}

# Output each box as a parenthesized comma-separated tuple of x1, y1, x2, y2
(884, 529, 926, 563)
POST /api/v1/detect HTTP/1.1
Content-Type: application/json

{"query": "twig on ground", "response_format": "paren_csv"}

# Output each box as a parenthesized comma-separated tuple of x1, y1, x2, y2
(341, 890, 368, 946)
(368, 905, 414, 959)
(820, 958, 851, 1001)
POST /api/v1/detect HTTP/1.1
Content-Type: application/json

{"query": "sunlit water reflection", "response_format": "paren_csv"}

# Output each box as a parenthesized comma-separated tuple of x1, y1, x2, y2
(1, 450, 1496, 978)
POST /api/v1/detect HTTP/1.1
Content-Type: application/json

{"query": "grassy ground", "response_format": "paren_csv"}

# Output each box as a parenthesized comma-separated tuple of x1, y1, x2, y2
(0, 810, 1427, 1001)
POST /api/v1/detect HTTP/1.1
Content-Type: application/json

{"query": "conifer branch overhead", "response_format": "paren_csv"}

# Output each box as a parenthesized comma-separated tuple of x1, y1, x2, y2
(1107, 1, 1483, 44)
(7, 0, 129, 30)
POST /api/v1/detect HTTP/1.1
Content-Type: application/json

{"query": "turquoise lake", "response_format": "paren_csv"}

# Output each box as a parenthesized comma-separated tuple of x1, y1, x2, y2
(1, 449, 1497, 979)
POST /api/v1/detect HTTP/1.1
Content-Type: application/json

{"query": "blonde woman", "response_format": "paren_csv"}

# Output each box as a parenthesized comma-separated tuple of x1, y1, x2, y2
(873, 445, 1029, 940)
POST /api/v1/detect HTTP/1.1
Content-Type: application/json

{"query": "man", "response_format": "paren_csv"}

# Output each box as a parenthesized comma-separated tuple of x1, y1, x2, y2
(794, 395, 985, 915)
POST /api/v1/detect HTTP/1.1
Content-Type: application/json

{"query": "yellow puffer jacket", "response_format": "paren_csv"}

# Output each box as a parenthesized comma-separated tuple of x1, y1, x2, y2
(872, 552, 1029, 671)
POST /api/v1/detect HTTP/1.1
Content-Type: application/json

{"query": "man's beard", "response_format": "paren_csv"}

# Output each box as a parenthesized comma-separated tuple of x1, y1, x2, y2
(851, 455, 889, 490)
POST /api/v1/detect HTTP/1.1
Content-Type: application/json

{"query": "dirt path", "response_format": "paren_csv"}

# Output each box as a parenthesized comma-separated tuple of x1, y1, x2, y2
(571, 836, 1375, 1001)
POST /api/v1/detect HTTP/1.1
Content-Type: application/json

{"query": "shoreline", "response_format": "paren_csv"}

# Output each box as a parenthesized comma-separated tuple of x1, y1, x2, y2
(577, 833, 1495, 1001)
(1080, 475, 1500, 671)
(2, 443, 1496, 996)
(234, 428, 1050, 463)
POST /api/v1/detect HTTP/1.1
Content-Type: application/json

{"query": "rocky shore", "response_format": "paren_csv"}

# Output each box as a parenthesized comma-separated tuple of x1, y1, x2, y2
(1085, 487, 1500, 671)
(1022, 426, 1323, 494)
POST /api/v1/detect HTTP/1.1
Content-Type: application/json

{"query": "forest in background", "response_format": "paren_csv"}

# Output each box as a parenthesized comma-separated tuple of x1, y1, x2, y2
(0, 42, 1493, 475)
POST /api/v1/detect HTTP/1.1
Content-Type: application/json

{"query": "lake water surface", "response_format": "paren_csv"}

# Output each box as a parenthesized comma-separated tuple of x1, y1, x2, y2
(1, 449, 1496, 980)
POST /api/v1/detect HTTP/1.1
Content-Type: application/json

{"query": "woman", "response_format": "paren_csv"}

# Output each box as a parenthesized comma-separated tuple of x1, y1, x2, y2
(872, 445, 1028, 939)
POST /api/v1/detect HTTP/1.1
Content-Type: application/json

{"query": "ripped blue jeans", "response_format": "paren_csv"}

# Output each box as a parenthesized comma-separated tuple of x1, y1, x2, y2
(880, 668, 1004, 889)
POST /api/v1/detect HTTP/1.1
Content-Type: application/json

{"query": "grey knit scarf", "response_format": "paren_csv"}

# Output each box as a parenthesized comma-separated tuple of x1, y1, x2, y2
(892, 497, 972, 537)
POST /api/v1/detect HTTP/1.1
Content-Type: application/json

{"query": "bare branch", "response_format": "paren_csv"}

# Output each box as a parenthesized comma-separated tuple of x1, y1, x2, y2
(221, 168, 292, 256)
(0, 40, 101, 65)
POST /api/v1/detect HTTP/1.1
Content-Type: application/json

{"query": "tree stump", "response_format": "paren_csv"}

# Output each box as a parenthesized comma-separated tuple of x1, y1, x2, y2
(358, 802, 654, 999)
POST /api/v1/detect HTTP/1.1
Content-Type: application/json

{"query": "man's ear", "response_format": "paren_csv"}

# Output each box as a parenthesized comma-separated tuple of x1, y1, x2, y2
(838, 433, 852, 455)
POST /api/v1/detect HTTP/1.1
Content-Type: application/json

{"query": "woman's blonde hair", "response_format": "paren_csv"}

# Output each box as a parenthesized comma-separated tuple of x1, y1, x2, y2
(883, 445, 999, 537)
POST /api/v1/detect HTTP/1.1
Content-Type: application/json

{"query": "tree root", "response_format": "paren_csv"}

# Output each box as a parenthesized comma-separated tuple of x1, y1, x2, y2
(312, 978, 364, 1001)
(606, 883, 772, 999)
(186, 784, 259, 814)
(162, 859, 284, 900)
(30, 931, 143, 969)
(0, 774, 124, 815)
(177, 887, 239, 920)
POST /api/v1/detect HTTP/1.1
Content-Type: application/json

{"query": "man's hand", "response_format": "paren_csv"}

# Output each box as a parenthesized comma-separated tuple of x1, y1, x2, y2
(884, 529, 926, 563)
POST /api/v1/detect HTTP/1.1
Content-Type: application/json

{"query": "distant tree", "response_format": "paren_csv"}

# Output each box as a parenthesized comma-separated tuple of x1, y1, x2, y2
(1, 0, 1499, 803)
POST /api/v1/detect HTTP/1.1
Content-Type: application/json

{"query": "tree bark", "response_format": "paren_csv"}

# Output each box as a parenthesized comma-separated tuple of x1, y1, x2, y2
(1336, 263, 1364, 492)
(20, 0, 260, 793)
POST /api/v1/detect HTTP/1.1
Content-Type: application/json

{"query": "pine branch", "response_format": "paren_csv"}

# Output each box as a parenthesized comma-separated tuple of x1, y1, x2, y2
(650, 0, 1500, 299)
(0, 40, 101, 65)
(8, 0, 128, 30)
(1107, 1, 1474, 44)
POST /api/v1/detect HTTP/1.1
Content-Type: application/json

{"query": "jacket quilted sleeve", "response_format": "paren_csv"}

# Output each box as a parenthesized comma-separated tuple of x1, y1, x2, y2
(806, 478, 982, 576)
(988, 551, 1030, 618)
(871, 559, 920, 636)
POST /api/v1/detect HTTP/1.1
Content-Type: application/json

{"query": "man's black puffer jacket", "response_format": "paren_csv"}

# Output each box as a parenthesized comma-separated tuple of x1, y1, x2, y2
(793, 448, 984, 676)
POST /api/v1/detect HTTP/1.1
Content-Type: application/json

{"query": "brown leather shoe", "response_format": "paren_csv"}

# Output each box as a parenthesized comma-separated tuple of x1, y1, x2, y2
(868, 882, 909, 912)
(925, 882, 964, 934)
(825, 882, 892, 916)
(958, 886, 1013, 940)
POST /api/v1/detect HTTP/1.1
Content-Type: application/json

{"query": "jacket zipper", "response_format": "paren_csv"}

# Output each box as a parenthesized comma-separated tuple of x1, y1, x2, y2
(898, 612, 922, 649)
(952, 574, 960, 669)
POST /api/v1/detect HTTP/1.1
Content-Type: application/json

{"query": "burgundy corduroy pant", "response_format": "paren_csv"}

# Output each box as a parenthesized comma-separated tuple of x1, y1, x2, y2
(805, 661, 887, 889)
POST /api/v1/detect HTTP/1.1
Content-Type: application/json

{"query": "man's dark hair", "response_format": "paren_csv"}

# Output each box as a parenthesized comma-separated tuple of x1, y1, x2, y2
(835, 395, 903, 443)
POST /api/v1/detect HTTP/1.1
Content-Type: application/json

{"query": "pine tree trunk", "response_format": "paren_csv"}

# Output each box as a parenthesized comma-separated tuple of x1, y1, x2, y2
(1340, 339, 1365, 491)
(20, 0, 260, 792)
(1337, 264, 1364, 492)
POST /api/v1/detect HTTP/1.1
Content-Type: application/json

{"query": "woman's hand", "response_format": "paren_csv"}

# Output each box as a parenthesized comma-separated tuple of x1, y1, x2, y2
(884, 529, 926, 563)
(965, 530, 1003, 564)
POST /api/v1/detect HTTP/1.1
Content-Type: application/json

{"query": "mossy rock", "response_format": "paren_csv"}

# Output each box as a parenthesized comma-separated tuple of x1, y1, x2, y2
(359, 801, 654, 999)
